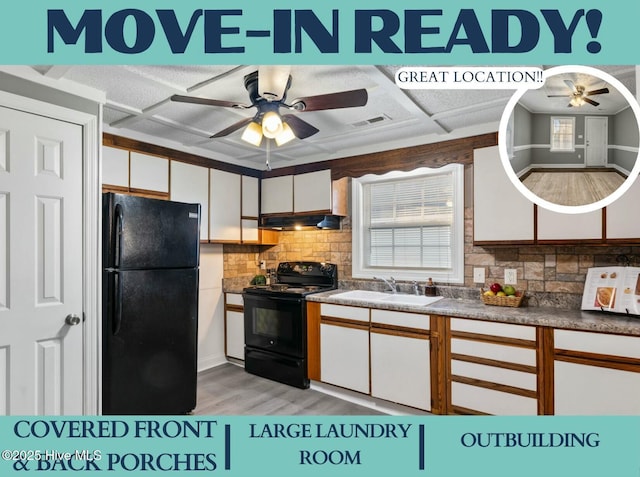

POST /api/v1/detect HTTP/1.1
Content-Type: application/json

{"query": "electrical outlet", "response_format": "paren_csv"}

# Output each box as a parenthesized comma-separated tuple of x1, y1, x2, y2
(473, 267, 485, 283)
(504, 269, 517, 285)
(259, 260, 266, 270)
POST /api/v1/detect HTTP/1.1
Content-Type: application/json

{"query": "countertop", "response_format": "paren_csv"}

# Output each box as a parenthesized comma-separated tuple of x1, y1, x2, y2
(305, 289, 640, 337)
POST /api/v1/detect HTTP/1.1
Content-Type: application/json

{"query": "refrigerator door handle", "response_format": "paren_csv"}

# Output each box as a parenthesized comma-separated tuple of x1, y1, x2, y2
(113, 272, 122, 336)
(114, 203, 124, 268)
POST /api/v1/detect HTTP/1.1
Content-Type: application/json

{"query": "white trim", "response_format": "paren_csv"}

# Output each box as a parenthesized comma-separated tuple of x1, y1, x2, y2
(609, 163, 633, 176)
(0, 89, 101, 416)
(198, 355, 228, 373)
(550, 116, 576, 152)
(609, 144, 640, 153)
(513, 143, 586, 151)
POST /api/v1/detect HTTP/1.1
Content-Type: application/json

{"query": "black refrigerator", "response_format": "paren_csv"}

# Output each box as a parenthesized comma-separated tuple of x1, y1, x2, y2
(102, 193, 200, 415)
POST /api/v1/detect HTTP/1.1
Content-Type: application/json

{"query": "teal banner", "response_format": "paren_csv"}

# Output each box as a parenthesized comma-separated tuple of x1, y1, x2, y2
(1, 416, 639, 476)
(0, 0, 637, 64)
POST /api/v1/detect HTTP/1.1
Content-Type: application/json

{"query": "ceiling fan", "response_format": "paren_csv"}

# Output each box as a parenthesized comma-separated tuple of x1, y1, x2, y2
(170, 66, 368, 147)
(547, 79, 609, 107)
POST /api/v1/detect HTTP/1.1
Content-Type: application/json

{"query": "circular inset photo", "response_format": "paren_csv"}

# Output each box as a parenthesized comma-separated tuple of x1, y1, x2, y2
(499, 65, 640, 214)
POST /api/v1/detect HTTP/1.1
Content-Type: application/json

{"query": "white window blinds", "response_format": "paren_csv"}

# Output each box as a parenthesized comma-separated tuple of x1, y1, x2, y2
(364, 170, 454, 269)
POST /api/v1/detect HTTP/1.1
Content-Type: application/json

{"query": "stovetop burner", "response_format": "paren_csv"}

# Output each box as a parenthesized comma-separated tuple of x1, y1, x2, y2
(243, 261, 338, 297)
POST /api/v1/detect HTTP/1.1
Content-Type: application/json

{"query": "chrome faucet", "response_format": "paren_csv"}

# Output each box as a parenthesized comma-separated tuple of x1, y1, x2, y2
(412, 281, 420, 295)
(374, 276, 397, 293)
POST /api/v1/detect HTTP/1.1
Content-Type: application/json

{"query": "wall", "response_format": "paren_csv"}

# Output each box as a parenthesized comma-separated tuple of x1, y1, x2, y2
(511, 104, 533, 174)
(611, 106, 639, 172)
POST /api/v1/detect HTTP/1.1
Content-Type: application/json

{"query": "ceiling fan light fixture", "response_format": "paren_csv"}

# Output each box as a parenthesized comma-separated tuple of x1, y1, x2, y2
(241, 121, 263, 146)
(262, 111, 283, 138)
(275, 122, 296, 146)
(570, 95, 585, 107)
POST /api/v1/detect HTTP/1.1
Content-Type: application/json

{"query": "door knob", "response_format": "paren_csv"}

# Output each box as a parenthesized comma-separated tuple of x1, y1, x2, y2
(65, 314, 81, 326)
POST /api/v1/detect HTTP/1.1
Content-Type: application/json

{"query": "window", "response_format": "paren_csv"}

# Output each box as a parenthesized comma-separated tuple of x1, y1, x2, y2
(550, 116, 575, 152)
(352, 164, 464, 283)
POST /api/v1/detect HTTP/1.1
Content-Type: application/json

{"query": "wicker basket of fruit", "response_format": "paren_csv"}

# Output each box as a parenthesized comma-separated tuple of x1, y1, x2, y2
(481, 283, 525, 307)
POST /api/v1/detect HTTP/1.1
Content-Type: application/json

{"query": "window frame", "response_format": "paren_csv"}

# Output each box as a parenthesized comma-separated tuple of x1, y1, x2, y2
(351, 164, 465, 284)
(549, 116, 576, 152)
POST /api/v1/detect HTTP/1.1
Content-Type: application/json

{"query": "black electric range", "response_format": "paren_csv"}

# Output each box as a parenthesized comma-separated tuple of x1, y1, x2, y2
(242, 261, 337, 388)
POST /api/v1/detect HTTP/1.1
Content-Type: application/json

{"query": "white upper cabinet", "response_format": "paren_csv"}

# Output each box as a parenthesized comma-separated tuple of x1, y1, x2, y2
(210, 169, 241, 241)
(607, 174, 640, 239)
(473, 146, 534, 242)
(294, 170, 332, 213)
(102, 146, 129, 188)
(129, 152, 169, 193)
(261, 175, 293, 214)
(537, 208, 602, 240)
(242, 175, 260, 217)
(170, 161, 210, 241)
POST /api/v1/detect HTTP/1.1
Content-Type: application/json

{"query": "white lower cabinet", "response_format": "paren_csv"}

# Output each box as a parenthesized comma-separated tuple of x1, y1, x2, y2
(320, 323, 370, 394)
(225, 293, 245, 360)
(449, 317, 538, 415)
(554, 329, 640, 415)
(554, 361, 640, 415)
(370, 331, 430, 411)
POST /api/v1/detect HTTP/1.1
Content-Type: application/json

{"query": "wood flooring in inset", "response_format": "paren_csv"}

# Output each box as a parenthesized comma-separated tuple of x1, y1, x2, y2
(521, 170, 625, 206)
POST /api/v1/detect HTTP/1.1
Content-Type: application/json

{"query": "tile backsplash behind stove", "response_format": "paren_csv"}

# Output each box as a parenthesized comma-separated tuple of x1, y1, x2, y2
(222, 208, 640, 307)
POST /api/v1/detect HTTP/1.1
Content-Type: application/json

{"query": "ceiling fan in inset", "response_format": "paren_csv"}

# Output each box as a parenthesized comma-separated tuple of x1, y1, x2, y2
(171, 66, 368, 147)
(547, 79, 609, 107)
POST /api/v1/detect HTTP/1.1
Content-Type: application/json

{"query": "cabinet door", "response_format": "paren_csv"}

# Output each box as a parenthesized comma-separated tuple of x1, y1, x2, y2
(170, 161, 209, 241)
(210, 169, 241, 242)
(606, 174, 640, 239)
(449, 317, 538, 415)
(294, 170, 332, 213)
(473, 146, 534, 242)
(261, 175, 293, 214)
(320, 323, 369, 394)
(225, 310, 245, 360)
(555, 361, 640, 415)
(129, 152, 169, 193)
(242, 175, 260, 217)
(102, 146, 129, 188)
(370, 331, 430, 410)
(241, 219, 259, 243)
(537, 207, 602, 240)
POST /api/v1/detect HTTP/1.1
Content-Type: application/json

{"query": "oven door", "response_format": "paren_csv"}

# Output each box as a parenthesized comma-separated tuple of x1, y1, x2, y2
(243, 293, 306, 358)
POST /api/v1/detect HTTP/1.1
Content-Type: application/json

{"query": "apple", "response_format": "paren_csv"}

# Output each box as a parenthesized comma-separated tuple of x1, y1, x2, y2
(496, 291, 507, 297)
(503, 285, 516, 296)
(490, 282, 502, 293)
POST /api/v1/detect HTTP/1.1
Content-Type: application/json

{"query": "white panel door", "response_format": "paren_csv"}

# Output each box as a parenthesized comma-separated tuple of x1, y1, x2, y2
(0, 106, 83, 415)
(585, 116, 608, 167)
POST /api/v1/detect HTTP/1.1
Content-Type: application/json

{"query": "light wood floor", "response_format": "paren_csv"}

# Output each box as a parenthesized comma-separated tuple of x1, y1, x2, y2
(194, 363, 383, 415)
(521, 170, 625, 206)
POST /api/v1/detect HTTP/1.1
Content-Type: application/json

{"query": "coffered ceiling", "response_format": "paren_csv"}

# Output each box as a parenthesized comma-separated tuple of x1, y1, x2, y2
(30, 65, 638, 170)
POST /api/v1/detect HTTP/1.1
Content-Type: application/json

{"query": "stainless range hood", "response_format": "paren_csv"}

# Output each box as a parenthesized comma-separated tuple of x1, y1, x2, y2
(260, 214, 341, 230)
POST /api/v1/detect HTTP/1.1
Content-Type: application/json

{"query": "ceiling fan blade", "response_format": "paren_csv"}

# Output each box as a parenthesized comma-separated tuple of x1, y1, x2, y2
(281, 114, 320, 139)
(564, 79, 577, 92)
(210, 117, 255, 138)
(583, 97, 600, 107)
(586, 87, 609, 96)
(258, 66, 291, 101)
(171, 94, 249, 109)
(290, 89, 368, 112)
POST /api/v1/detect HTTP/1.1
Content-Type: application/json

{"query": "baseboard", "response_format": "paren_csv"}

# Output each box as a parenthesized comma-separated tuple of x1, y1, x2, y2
(309, 380, 430, 416)
(197, 354, 227, 372)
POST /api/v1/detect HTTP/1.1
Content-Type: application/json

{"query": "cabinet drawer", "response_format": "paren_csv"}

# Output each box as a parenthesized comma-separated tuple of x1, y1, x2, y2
(226, 293, 244, 307)
(450, 318, 535, 340)
(555, 330, 640, 359)
(371, 309, 429, 331)
(451, 359, 537, 391)
(451, 382, 538, 415)
(320, 303, 369, 323)
(451, 338, 536, 366)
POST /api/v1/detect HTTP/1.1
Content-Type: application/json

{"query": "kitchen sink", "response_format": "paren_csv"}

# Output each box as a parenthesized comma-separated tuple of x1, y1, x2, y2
(331, 290, 443, 306)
